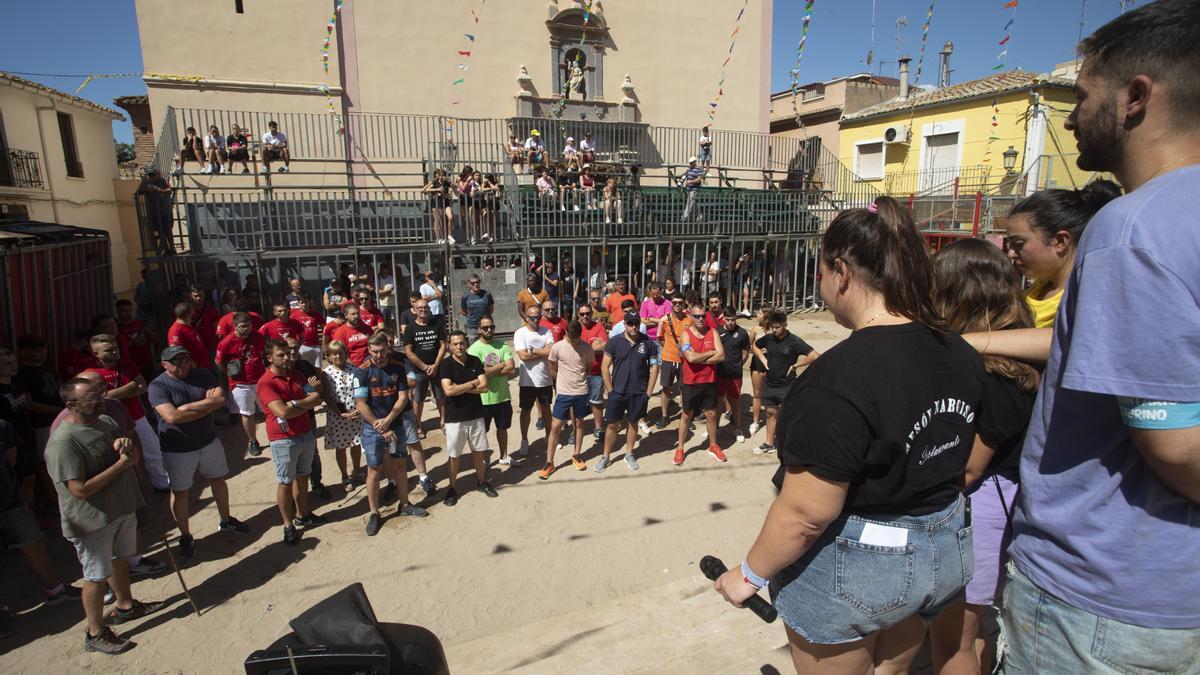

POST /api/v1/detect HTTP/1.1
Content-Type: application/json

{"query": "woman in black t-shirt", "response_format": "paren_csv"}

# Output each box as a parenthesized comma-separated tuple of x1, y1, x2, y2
(714, 197, 984, 672)
(928, 238, 1038, 673)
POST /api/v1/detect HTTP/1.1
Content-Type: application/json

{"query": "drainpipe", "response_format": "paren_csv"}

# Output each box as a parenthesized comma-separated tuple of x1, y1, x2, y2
(34, 104, 62, 223)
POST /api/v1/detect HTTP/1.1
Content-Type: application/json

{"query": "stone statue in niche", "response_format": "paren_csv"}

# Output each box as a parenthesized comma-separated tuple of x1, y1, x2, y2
(561, 48, 593, 100)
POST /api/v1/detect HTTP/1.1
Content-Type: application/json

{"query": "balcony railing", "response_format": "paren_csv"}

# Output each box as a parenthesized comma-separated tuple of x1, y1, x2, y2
(0, 149, 44, 189)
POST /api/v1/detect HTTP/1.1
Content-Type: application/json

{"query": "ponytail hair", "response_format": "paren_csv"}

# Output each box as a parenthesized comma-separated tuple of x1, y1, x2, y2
(1007, 179, 1121, 246)
(932, 238, 1040, 392)
(821, 196, 942, 330)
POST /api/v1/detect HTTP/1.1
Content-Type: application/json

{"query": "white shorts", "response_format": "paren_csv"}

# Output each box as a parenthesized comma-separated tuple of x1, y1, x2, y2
(162, 437, 230, 492)
(445, 418, 489, 458)
(231, 383, 259, 416)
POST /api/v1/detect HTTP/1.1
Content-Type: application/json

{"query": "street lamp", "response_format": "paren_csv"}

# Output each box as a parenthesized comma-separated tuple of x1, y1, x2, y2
(1002, 145, 1020, 173)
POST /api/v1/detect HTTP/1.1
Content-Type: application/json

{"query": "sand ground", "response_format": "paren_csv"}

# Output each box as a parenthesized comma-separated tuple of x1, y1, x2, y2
(0, 312, 851, 674)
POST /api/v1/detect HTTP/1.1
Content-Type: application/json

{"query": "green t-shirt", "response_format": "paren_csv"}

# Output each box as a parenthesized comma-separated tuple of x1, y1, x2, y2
(45, 415, 145, 539)
(468, 339, 514, 405)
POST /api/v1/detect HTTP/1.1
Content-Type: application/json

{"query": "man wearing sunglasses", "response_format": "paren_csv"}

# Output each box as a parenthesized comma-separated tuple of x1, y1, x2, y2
(596, 310, 660, 473)
(459, 274, 494, 338)
(676, 301, 726, 465)
(578, 304, 609, 440)
(539, 300, 568, 343)
(513, 305, 554, 458)
(468, 317, 516, 464)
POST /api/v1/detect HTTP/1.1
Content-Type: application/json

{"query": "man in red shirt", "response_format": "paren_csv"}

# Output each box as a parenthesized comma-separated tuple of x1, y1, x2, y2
(539, 300, 569, 342)
(259, 302, 303, 343)
(290, 293, 325, 367)
(603, 277, 636, 320)
(115, 299, 155, 379)
(215, 299, 264, 342)
(167, 302, 213, 369)
(59, 330, 97, 381)
(84, 334, 170, 490)
(332, 303, 373, 367)
(354, 290, 385, 331)
(256, 339, 327, 545)
(189, 284, 220, 355)
(577, 304, 609, 438)
(215, 312, 267, 457)
(676, 300, 726, 466)
(703, 292, 724, 332)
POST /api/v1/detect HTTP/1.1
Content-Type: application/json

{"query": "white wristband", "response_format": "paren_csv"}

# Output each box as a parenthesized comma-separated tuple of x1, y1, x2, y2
(741, 560, 768, 589)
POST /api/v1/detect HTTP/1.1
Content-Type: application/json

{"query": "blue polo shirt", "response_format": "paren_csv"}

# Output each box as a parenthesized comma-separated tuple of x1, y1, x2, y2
(352, 362, 409, 434)
(604, 332, 659, 394)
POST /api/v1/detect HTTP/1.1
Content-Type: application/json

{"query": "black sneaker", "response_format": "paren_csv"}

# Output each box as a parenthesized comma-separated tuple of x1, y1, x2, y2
(127, 558, 168, 578)
(247, 441, 263, 457)
(292, 512, 328, 528)
(311, 482, 331, 499)
(107, 599, 168, 625)
(593, 428, 604, 441)
(365, 512, 382, 536)
(177, 534, 195, 560)
(654, 418, 669, 430)
(44, 584, 83, 606)
(443, 488, 459, 506)
(478, 482, 498, 498)
(283, 525, 299, 545)
(0, 606, 14, 638)
(382, 482, 399, 503)
(219, 517, 249, 533)
(84, 626, 134, 654)
(399, 503, 429, 517)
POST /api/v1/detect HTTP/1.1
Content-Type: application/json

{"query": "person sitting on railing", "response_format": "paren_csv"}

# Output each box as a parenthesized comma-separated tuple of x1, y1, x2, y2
(603, 177, 624, 225)
(176, 127, 204, 175)
(563, 137, 580, 170)
(506, 135, 527, 174)
(558, 166, 580, 212)
(202, 125, 227, 175)
(226, 125, 251, 174)
(580, 133, 596, 164)
(524, 129, 545, 169)
(681, 157, 705, 222)
(422, 168, 453, 245)
(480, 173, 499, 243)
(579, 165, 597, 211)
(698, 126, 713, 169)
(535, 169, 557, 209)
(260, 120, 291, 174)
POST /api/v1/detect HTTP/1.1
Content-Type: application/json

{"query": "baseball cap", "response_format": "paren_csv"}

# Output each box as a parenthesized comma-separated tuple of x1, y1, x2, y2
(160, 345, 191, 362)
(567, 136, 575, 142)
(688, 156, 698, 164)
(623, 310, 641, 325)
(531, 129, 541, 136)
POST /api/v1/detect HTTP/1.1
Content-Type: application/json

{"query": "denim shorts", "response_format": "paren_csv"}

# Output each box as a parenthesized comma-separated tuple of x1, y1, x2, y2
(552, 393, 592, 421)
(361, 424, 409, 468)
(770, 495, 971, 644)
(587, 375, 604, 405)
(269, 432, 316, 484)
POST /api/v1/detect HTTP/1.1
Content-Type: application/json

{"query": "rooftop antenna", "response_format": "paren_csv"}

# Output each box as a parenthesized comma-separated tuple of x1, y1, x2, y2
(864, 0, 877, 66)
(894, 15, 909, 77)
(1119, 0, 1134, 13)
(1077, 0, 1087, 42)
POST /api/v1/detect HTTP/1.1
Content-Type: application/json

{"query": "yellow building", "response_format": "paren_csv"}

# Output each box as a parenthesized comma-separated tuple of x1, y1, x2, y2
(838, 68, 1093, 203)
(0, 73, 137, 292)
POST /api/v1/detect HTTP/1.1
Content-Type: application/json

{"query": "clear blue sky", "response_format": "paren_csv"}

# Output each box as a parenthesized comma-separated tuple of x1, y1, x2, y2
(1, 0, 1131, 144)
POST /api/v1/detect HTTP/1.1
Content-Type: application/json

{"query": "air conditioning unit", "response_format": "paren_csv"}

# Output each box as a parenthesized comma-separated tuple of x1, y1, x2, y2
(884, 124, 911, 145)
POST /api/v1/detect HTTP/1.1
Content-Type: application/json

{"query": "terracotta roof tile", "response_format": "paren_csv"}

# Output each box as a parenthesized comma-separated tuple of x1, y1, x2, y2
(841, 70, 1074, 123)
(0, 72, 126, 120)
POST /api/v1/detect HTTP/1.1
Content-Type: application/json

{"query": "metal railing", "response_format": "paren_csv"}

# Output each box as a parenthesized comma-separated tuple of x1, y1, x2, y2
(0, 149, 45, 189)
(884, 164, 994, 196)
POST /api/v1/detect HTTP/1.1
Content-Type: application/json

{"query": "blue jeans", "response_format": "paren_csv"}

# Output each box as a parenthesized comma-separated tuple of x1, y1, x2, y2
(1000, 562, 1200, 673)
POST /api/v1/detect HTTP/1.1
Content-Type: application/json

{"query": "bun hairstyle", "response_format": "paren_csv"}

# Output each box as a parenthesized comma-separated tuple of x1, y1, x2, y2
(821, 196, 942, 330)
(933, 239, 1040, 392)
(1007, 179, 1121, 245)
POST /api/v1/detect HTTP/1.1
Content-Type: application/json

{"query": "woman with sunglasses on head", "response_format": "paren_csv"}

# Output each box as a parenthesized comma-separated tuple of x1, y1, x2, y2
(927, 238, 1040, 674)
(714, 197, 985, 675)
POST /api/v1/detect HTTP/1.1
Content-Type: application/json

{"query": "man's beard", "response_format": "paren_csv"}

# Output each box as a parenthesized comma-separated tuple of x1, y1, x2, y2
(1076, 93, 1124, 173)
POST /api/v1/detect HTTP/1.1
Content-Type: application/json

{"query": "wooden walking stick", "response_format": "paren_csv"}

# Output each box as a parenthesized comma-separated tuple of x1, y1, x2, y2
(160, 532, 201, 617)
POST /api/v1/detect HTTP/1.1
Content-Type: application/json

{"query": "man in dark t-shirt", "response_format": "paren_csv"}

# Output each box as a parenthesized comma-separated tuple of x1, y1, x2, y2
(716, 308, 751, 444)
(402, 300, 446, 435)
(148, 346, 248, 559)
(439, 331, 498, 506)
(459, 274, 494, 335)
(751, 311, 818, 454)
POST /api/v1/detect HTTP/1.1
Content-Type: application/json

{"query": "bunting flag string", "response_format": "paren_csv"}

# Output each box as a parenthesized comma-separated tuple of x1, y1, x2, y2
(445, 0, 488, 142)
(895, 0, 937, 177)
(321, 0, 345, 73)
(981, 96, 1001, 164)
(788, 0, 817, 134)
(707, 0, 750, 122)
(74, 72, 204, 94)
(994, 1, 1018, 70)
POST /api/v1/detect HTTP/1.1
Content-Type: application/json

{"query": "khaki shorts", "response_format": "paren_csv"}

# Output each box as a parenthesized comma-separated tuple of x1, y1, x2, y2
(69, 513, 138, 582)
(163, 437, 229, 492)
(445, 418, 489, 458)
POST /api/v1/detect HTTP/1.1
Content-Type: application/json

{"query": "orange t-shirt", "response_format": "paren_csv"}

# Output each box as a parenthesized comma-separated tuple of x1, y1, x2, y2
(658, 313, 693, 364)
(604, 292, 636, 320)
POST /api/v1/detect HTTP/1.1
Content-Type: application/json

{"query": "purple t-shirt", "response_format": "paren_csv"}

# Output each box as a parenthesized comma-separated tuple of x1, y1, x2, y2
(1010, 165, 1200, 629)
(639, 296, 672, 341)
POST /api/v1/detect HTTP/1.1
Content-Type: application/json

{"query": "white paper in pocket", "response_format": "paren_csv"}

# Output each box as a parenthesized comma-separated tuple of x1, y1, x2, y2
(859, 523, 908, 547)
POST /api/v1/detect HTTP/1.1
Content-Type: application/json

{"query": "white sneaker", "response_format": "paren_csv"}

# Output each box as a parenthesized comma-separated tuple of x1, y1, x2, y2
(638, 420, 651, 436)
(560, 206, 566, 212)
(722, 411, 732, 423)
(753, 443, 776, 455)
(261, 166, 271, 173)
(447, 235, 457, 245)
(200, 166, 211, 174)
(748, 422, 761, 435)
(516, 440, 529, 457)
(736, 432, 746, 444)
(573, 205, 581, 212)
(617, 218, 624, 224)
(219, 165, 227, 174)
(498, 456, 513, 466)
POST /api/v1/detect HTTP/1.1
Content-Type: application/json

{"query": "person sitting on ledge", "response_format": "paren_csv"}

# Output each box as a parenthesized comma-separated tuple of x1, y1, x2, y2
(226, 124, 251, 174)
(202, 125, 227, 175)
(261, 120, 291, 174)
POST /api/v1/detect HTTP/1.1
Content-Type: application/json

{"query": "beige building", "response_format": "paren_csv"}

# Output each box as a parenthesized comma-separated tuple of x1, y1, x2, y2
(768, 73, 900, 161)
(0, 73, 136, 292)
(135, 0, 772, 135)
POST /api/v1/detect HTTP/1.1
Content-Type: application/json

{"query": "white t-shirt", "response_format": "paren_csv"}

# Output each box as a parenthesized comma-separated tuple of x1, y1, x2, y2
(419, 282, 444, 315)
(580, 138, 594, 152)
(376, 274, 395, 308)
(675, 259, 694, 287)
(699, 134, 712, 147)
(204, 134, 226, 151)
(512, 326, 554, 387)
(262, 131, 288, 147)
(524, 137, 543, 151)
(563, 142, 578, 156)
(702, 259, 721, 278)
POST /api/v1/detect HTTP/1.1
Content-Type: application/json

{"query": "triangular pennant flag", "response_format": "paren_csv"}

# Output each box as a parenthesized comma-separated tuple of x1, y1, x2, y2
(1002, 0, 1017, 8)
(993, 64, 1005, 70)
(471, 9, 479, 22)
(730, 26, 740, 38)
(1003, 18, 1014, 30)
(452, 78, 465, 84)
(458, 64, 469, 70)
(458, 50, 471, 57)
(452, 101, 461, 105)
(718, 88, 723, 95)
(996, 49, 1008, 60)
(722, 57, 731, 67)
(998, 35, 1010, 45)
(710, 102, 719, 107)
(464, 33, 475, 42)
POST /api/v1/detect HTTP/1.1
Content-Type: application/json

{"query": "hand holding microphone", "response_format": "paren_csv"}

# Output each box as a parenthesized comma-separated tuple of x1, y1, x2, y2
(702, 555, 777, 624)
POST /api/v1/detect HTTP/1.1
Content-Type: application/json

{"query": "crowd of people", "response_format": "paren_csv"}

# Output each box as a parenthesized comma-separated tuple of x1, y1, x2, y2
(175, 119, 290, 176)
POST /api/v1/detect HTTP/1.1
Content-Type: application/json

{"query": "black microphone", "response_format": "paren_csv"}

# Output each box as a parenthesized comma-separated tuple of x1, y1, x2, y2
(700, 555, 777, 624)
